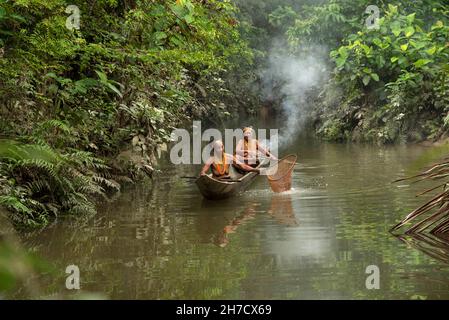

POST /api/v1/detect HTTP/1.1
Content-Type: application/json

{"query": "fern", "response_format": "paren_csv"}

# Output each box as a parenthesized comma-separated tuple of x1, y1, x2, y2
(24, 179, 51, 194)
(36, 119, 71, 135)
(92, 175, 120, 191)
(0, 139, 119, 227)
(0, 195, 32, 213)
(14, 159, 57, 178)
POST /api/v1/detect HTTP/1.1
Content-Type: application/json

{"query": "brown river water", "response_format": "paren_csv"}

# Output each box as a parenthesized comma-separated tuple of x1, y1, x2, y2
(11, 135, 449, 299)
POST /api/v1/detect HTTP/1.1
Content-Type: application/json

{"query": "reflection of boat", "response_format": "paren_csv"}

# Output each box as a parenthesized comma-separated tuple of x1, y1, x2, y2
(214, 202, 259, 247)
(195, 159, 269, 200)
(212, 195, 299, 247)
(268, 194, 298, 227)
(396, 233, 449, 264)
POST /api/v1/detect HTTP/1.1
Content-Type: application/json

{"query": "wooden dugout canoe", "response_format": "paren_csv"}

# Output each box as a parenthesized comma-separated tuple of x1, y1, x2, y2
(195, 159, 269, 200)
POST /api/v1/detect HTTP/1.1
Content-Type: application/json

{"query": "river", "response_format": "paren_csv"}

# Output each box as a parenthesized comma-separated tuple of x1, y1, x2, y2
(13, 134, 449, 299)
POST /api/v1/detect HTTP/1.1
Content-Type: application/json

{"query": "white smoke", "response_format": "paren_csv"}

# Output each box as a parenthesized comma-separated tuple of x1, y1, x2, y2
(260, 45, 329, 148)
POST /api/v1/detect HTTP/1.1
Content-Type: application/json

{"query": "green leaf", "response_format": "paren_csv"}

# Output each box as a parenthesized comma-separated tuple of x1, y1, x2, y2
(426, 46, 437, 55)
(371, 73, 380, 82)
(106, 83, 123, 98)
(362, 75, 371, 86)
(376, 55, 385, 68)
(73, 78, 98, 94)
(414, 59, 432, 68)
(45, 72, 58, 79)
(9, 14, 27, 23)
(184, 14, 195, 24)
(169, 36, 183, 47)
(335, 56, 347, 68)
(406, 13, 416, 24)
(431, 20, 444, 30)
(372, 38, 382, 47)
(400, 44, 408, 51)
(95, 70, 108, 83)
(361, 44, 371, 55)
(387, 4, 398, 15)
(398, 56, 407, 65)
(404, 26, 415, 38)
(154, 31, 167, 40)
(391, 22, 401, 37)
(0, 196, 32, 213)
(362, 67, 371, 74)
(390, 56, 399, 63)
(338, 46, 348, 59)
(171, 4, 186, 18)
(410, 40, 426, 50)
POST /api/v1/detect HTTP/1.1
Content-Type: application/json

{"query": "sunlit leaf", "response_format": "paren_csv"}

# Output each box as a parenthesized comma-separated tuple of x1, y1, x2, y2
(372, 38, 382, 47)
(431, 20, 444, 30)
(426, 46, 437, 55)
(95, 70, 108, 83)
(405, 26, 415, 38)
(406, 13, 416, 24)
(414, 59, 432, 68)
(106, 83, 123, 98)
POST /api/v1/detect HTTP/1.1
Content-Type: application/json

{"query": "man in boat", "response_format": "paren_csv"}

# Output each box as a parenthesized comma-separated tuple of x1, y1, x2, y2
(200, 140, 259, 179)
(236, 126, 277, 167)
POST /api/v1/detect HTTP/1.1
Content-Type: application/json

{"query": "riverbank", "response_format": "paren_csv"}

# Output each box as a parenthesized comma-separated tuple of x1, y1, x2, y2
(0, 0, 258, 228)
(313, 101, 449, 145)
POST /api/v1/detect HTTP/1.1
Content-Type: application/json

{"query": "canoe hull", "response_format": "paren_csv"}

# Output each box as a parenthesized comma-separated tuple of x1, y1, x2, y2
(195, 160, 268, 200)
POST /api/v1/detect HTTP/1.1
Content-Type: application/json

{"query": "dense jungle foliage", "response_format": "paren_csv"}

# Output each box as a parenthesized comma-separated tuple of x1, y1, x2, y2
(236, 0, 449, 143)
(0, 0, 254, 227)
(310, 1, 449, 143)
(0, 0, 448, 227)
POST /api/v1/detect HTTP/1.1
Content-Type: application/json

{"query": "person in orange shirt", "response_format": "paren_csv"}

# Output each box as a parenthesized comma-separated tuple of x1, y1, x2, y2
(236, 127, 277, 167)
(200, 140, 259, 179)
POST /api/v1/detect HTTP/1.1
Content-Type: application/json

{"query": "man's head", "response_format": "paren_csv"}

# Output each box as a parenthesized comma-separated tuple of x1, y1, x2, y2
(212, 140, 224, 157)
(243, 127, 254, 139)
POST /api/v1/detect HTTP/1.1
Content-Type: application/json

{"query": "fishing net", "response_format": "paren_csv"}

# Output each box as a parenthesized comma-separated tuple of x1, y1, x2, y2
(267, 154, 297, 193)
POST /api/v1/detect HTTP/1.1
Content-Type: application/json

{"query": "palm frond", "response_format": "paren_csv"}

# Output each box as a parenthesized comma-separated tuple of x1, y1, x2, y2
(392, 160, 449, 239)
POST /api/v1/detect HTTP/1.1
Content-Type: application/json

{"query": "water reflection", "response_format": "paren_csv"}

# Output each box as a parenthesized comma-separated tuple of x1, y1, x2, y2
(214, 202, 259, 247)
(212, 195, 298, 247)
(268, 194, 298, 227)
(10, 136, 449, 299)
